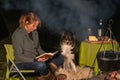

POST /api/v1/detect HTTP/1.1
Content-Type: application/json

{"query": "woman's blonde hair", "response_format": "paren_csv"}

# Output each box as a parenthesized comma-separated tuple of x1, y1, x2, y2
(19, 12, 41, 28)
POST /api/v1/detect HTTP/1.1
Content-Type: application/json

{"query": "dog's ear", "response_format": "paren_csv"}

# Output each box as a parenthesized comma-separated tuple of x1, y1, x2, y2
(61, 32, 65, 37)
(72, 34, 76, 47)
(60, 32, 64, 44)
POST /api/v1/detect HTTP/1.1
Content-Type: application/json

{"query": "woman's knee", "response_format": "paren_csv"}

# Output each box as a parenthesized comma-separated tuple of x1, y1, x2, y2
(38, 62, 47, 70)
(36, 62, 48, 75)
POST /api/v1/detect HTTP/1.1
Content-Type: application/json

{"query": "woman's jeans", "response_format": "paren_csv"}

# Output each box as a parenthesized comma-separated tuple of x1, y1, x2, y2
(15, 53, 64, 75)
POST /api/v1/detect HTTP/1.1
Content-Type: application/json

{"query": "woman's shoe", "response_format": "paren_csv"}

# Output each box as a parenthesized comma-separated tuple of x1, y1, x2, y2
(36, 70, 55, 80)
(49, 62, 57, 72)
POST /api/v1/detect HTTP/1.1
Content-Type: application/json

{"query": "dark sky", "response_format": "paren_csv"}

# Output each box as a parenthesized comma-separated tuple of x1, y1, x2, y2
(0, 13, 9, 40)
(0, 0, 120, 42)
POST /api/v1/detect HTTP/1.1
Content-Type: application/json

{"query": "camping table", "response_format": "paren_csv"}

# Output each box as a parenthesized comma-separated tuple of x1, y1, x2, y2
(78, 40, 119, 75)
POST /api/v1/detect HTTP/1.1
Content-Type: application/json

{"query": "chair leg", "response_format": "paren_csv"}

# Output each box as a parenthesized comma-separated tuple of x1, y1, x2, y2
(10, 59, 26, 80)
(10, 64, 14, 72)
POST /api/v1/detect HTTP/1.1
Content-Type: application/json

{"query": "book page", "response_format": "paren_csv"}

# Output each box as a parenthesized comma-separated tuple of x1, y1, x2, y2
(35, 51, 58, 59)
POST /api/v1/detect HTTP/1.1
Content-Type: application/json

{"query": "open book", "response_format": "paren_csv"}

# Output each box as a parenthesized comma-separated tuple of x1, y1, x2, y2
(35, 51, 58, 59)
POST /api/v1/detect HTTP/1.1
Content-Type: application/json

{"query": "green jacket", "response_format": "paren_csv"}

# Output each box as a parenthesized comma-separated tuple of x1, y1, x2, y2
(12, 28, 45, 63)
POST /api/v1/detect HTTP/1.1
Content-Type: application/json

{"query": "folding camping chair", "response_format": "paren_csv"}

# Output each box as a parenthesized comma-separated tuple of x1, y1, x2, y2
(4, 44, 35, 80)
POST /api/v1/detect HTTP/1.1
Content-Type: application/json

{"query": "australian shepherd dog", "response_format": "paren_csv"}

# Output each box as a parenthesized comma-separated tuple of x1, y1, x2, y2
(55, 32, 93, 80)
(60, 32, 76, 72)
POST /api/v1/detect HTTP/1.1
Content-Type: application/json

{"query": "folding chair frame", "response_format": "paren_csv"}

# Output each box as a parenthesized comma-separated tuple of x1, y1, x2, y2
(4, 44, 34, 80)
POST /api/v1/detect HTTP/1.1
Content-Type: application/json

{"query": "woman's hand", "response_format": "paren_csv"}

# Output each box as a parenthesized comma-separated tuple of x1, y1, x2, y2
(36, 56, 49, 62)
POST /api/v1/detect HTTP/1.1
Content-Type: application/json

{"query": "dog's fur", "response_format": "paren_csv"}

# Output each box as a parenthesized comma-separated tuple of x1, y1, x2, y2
(56, 66, 93, 80)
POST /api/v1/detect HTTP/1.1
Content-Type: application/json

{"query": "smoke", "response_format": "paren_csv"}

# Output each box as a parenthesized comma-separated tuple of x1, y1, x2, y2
(2, 0, 120, 41)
